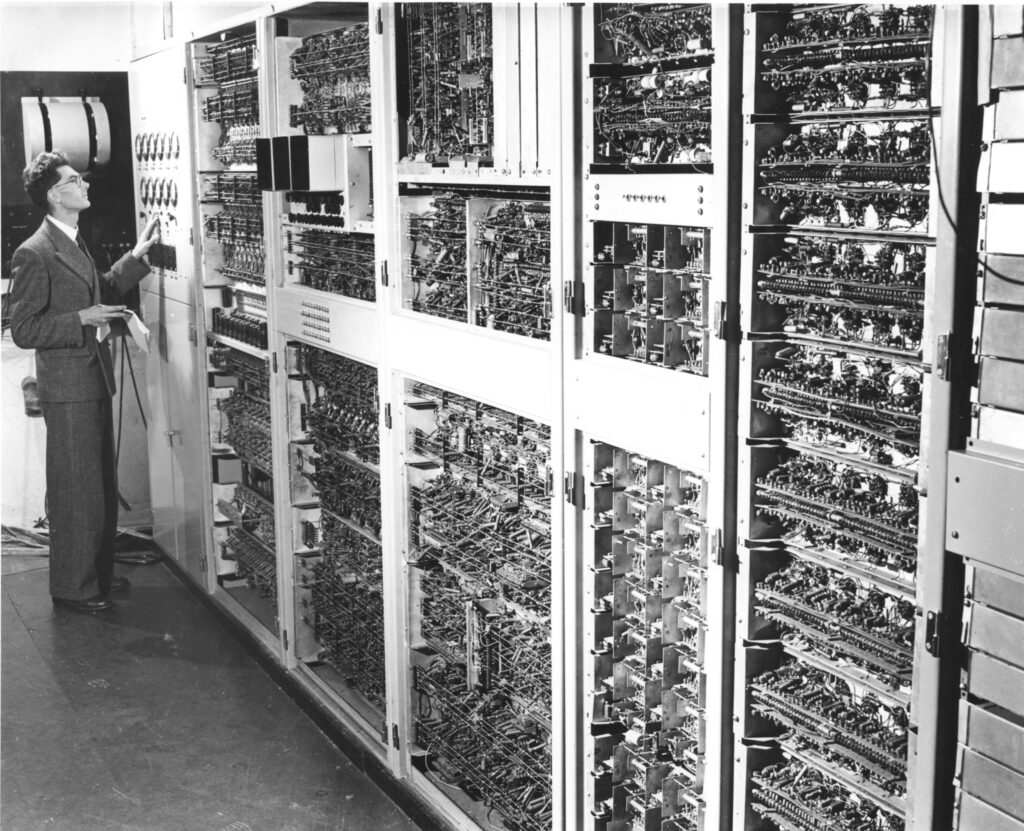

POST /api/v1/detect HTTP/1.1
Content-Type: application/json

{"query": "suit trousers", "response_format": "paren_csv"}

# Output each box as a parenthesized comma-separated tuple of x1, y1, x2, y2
(41, 396, 118, 600)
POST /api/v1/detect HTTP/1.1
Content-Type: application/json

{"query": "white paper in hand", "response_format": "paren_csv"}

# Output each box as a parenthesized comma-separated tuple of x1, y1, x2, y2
(125, 310, 151, 353)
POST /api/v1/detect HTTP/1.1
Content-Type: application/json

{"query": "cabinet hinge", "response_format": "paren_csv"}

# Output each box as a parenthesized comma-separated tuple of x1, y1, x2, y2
(189, 228, 193, 246)
(381, 719, 389, 744)
(381, 260, 389, 287)
(935, 333, 951, 381)
(188, 324, 197, 345)
(713, 301, 727, 340)
(392, 723, 400, 749)
(272, 352, 279, 373)
(709, 527, 723, 565)
(282, 629, 289, 651)
(563, 281, 581, 316)
(199, 555, 208, 573)
(924, 609, 944, 657)
(384, 403, 392, 429)
(376, 9, 383, 34)
(564, 471, 583, 508)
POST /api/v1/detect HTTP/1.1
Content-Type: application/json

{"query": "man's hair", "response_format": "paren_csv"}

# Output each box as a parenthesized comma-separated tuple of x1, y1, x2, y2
(23, 150, 71, 209)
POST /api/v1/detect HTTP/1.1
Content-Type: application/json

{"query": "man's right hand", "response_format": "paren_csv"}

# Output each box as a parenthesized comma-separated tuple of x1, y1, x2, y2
(79, 304, 129, 326)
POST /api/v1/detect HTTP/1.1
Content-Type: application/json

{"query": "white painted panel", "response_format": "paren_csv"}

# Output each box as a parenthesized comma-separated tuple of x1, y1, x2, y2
(130, 46, 196, 307)
(983, 203, 1024, 256)
(586, 173, 714, 225)
(570, 359, 712, 475)
(275, 285, 380, 365)
(388, 314, 552, 423)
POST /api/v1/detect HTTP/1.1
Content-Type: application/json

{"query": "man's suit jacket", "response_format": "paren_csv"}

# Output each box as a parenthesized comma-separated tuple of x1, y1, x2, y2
(9, 218, 150, 402)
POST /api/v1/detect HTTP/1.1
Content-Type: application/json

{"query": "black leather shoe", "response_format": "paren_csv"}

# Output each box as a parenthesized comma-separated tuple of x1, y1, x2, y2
(113, 550, 161, 566)
(52, 595, 115, 613)
(109, 577, 131, 593)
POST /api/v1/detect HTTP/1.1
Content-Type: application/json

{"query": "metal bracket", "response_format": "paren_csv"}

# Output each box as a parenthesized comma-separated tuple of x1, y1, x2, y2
(713, 300, 727, 340)
(376, 9, 383, 34)
(188, 324, 197, 345)
(936, 333, 951, 381)
(563, 281, 580, 316)
(271, 352, 279, 373)
(380, 260, 389, 287)
(384, 403, 392, 429)
(925, 609, 944, 657)
(710, 527, 723, 565)
(282, 629, 289, 651)
(564, 471, 583, 508)
(392, 723, 400, 749)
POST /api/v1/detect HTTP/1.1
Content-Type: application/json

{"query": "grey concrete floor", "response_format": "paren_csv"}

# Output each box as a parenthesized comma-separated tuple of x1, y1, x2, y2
(1, 556, 424, 831)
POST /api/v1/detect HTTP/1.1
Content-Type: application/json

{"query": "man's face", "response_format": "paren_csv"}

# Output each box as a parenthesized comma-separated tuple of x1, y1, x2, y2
(49, 164, 91, 212)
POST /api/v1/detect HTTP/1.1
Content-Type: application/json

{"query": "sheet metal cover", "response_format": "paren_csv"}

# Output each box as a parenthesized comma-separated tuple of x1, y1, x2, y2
(947, 451, 1024, 573)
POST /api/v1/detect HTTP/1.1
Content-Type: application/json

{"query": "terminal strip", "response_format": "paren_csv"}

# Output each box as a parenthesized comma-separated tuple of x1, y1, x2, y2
(760, 4, 931, 115)
(286, 228, 376, 301)
(752, 757, 906, 831)
(742, 13, 935, 813)
(593, 67, 712, 167)
(596, 4, 712, 65)
(289, 23, 371, 135)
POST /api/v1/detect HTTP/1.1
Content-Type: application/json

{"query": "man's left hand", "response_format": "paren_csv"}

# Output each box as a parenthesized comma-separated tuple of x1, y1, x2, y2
(131, 217, 161, 260)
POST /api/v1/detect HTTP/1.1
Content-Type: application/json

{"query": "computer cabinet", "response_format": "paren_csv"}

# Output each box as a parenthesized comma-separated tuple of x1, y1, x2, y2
(129, 4, 991, 830)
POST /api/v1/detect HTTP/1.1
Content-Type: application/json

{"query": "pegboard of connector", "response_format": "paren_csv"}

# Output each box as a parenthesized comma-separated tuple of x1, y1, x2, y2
(583, 439, 709, 831)
(404, 381, 552, 831)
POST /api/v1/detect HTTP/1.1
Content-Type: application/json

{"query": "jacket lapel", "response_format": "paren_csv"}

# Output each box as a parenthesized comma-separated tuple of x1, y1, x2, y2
(41, 220, 95, 297)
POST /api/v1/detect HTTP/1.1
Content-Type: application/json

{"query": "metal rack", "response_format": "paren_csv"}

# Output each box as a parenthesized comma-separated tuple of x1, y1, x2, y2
(129, 4, 987, 831)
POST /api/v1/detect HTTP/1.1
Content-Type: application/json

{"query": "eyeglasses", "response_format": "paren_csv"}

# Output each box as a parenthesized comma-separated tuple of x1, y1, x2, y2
(51, 174, 88, 191)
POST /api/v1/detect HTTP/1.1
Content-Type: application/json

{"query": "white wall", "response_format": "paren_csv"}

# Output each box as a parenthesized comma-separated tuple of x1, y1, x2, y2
(0, 2, 134, 72)
(130, 0, 266, 61)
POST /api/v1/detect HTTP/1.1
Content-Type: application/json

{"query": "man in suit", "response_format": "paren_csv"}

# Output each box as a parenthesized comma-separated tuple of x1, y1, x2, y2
(10, 150, 161, 613)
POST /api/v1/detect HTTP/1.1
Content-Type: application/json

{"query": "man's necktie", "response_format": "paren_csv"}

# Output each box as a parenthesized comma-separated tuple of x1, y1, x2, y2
(76, 234, 90, 260)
